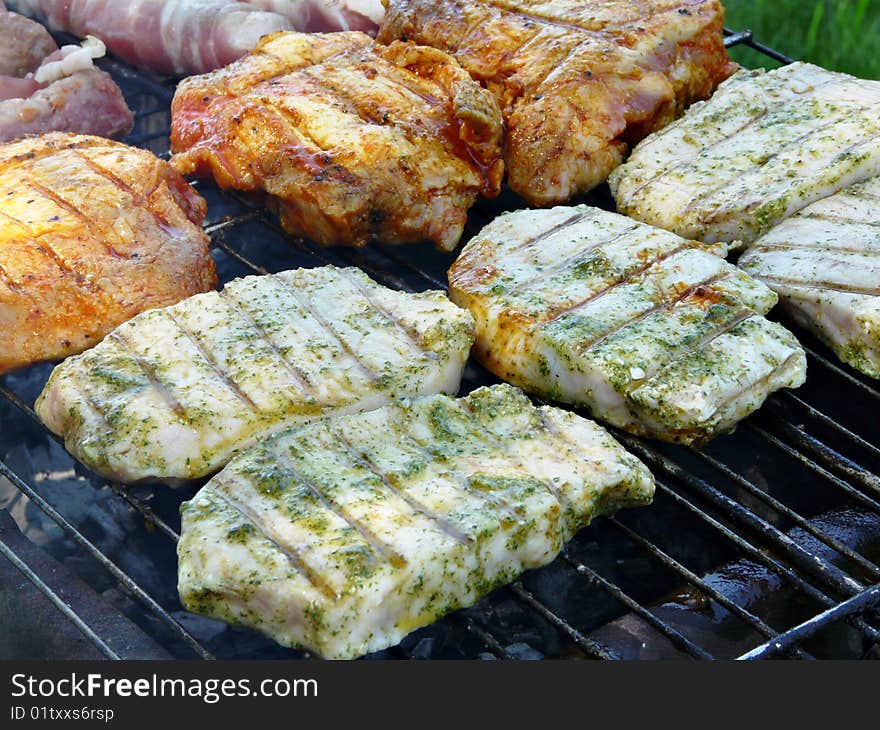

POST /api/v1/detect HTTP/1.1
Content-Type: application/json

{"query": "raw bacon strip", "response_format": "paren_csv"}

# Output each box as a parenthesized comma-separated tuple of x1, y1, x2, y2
(243, 0, 383, 32)
(9, 0, 294, 75)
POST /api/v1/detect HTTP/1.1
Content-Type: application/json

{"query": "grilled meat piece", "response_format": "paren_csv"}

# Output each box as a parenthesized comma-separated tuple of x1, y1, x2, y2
(177, 383, 654, 659)
(10, 0, 294, 75)
(378, 0, 735, 207)
(171, 32, 503, 251)
(0, 38, 133, 142)
(448, 206, 807, 443)
(0, 68, 133, 142)
(738, 177, 880, 378)
(0, 133, 215, 374)
(0, 6, 56, 77)
(610, 63, 880, 244)
(37, 266, 475, 484)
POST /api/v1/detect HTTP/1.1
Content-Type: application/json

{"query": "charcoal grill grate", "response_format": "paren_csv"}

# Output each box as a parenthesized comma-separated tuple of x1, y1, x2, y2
(1, 28, 878, 661)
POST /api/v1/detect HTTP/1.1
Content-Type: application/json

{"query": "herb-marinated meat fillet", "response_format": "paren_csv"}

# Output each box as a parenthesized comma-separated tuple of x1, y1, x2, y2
(610, 63, 880, 244)
(177, 384, 654, 659)
(36, 266, 474, 484)
(0, 133, 215, 374)
(738, 177, 880, 378)
(448, 206, 807, 443)
(378, 0, 735, 206)
(171, 31, 503, 250)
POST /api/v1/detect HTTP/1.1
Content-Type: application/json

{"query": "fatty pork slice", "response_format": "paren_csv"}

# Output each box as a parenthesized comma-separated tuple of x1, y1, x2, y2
(177, 383, 654, 659)
(738, 177, 880, 378)
(610, 63, 880, 244)
(0, 6, 57, 78)
(448, 206, 807, 444)
(0, 38, 133, 142)
(171, 32, 503, 251)
(36, 265, 475, 484)
(10, 0, 294, 75)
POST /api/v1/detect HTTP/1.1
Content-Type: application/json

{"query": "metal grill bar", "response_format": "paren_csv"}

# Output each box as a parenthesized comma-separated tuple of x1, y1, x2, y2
(604, 516, 813, 659)
(762, 415, 880, 499)
(775, 391, 880, 463)
(562, 550, 715, 659)
(688, 446, 880, 580)
(804, 346, 880, 401)
(621, 437, 868, 598)
(507, 582, 620, 660)
(738, 584, 880, 660)
(748, 424, 880, 513)
(651, 483, 880, 643)
(0, 461, 214, 659)
(0, 533, 120, 660)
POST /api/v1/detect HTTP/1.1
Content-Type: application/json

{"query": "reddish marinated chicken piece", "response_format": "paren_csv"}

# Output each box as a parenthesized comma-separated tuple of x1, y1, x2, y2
(0, 133, 218, 374)
(379, 0, 736, 206)
(10, 0, 294, 75)
(171, 32, 503, 250)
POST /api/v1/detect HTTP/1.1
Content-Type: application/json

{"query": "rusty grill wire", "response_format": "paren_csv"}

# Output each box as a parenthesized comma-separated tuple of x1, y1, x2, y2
(1, 28, 879, 661)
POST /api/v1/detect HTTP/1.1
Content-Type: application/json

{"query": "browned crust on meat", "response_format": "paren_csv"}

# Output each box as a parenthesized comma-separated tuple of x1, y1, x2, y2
(0, 133, 217, 374)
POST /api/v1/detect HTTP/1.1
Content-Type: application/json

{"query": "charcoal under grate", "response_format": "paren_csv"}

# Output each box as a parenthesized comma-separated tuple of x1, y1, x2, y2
(1, 28, 879, 661)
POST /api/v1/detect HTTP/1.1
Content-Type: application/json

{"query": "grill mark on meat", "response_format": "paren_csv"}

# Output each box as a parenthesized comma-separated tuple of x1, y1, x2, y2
(328, 425, 473, 545)
(0, 136, 105, 177)
(72, 150, 178, 233)
(0, 207, 104, 296)
(478, 0, 602, 34)
(456, 399, 570, 513)
(755, 275, 880, 298)
(529, 37, 594, 93)
(538, 243, 695, 326)
(508, 209, 595, 254)
(692, 105, 880, 221)
(452, 4, 503, 56)
(616, 75, 842, 208)
(849, 190, 880, 203)
(572, 272, 731, 357)
(294, 58, 451, 154)
(23, 177, 126, 260)
(701, 348, 804, 426)
(385, 410, 523, 522)
(244, 92, 362, 184)
(746, 240, 880, 256)
(210, 483, 339, 600)
(801, 212, 880, 228)
(613, 0, 709, 28)
(67, 370, 116, 435)
(270, 273, 379, 382)
(162, 309, 261, 414)
(537, 409, 589, 460)
(106, 331, 190, 423)
(335, 53, 446, 110)
(335, 268, 437, 359)
(508, 223, 641, 293)
(0, 261, 24, 294)
(218, 288, 318, 396)
(629, 309, 756, 393)
(270, 444, 409, 568)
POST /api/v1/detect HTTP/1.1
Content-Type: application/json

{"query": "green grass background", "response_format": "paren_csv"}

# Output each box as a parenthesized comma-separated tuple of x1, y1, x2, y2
(724, 0, 880, 78)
